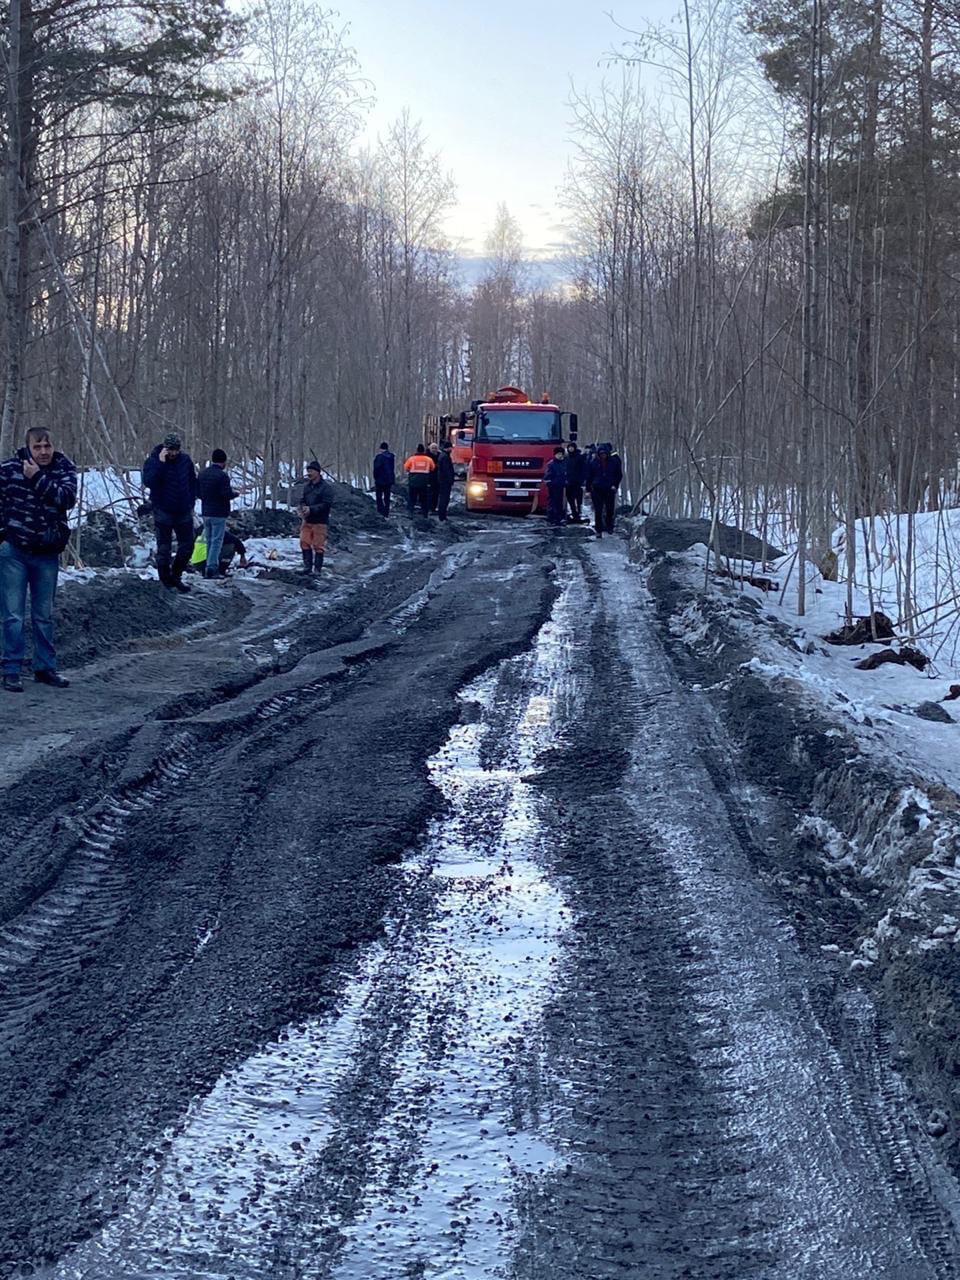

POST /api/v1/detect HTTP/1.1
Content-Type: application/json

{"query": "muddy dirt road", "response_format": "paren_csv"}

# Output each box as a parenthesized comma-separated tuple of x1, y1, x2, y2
(2, 527, 960, 1278)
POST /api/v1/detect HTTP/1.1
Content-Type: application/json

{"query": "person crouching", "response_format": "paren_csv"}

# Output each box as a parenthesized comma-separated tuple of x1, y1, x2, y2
(299, 461, 333, 575)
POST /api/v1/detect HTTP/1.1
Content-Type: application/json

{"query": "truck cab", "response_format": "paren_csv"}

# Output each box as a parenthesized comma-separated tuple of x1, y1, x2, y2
(464, 387, 577, 514)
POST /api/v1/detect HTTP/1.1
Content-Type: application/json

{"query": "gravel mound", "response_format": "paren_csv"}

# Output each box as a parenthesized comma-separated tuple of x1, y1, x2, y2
(643, 516, 784, 561)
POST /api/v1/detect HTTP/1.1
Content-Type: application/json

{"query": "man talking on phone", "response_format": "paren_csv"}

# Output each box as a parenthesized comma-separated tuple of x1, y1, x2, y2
(0, 427, 77, 693)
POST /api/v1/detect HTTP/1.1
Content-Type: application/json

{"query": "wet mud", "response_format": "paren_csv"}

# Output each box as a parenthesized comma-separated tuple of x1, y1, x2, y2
(642, 534, 960, 1187)
(3, 528, 960, 1277)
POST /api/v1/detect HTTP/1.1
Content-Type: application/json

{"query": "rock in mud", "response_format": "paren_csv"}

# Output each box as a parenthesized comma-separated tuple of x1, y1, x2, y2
(914, 701, 955, 724)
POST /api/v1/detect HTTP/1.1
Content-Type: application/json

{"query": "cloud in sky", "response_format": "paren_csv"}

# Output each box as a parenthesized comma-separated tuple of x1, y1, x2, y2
(344, 0, 677, 256)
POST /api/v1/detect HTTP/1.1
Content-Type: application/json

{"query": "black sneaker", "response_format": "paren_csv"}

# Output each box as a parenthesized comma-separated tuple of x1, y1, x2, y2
(34, 670, 69, 688)
(172, 578, 191, 594)
(2, 674, 23, 693)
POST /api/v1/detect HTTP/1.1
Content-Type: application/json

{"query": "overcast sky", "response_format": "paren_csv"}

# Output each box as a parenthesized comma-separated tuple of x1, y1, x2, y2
(344, 1, 677, 259)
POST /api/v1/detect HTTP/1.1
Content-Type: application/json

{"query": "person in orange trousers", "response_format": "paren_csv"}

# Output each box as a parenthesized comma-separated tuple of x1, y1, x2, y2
(298, 461, 333, 574)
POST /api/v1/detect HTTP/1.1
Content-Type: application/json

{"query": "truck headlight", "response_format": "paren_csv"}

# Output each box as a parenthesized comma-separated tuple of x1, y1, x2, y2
(467, 482, 487, 498)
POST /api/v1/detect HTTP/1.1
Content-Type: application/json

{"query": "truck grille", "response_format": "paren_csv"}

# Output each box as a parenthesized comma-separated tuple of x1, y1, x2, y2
(493, 478, 541, 495)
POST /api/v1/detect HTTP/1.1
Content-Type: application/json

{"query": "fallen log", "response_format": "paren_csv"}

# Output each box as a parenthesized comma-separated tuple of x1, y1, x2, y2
(825, 612, 895, 646)
(855, 645, 929, 672)
(711, 566, 779, 592)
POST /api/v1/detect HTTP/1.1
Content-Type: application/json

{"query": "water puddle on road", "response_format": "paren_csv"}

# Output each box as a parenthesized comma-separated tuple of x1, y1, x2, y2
(39, 566, 586, 1280)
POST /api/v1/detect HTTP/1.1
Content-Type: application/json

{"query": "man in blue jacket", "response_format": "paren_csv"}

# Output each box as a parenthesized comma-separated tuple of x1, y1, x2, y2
(587, 442, 623, 538)
(372, 442, 395, 517)
(197, 448, 238, 579)
(0, 427, 77, 692)
(544, 447, 567, 526)
(142, 433, 198, 591)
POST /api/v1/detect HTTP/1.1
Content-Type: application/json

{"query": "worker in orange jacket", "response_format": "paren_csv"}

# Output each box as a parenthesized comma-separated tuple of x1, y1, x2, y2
(403, 445, 436, 517)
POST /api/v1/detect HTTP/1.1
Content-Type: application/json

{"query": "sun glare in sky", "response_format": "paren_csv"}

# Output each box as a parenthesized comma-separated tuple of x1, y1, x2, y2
(345, 0, 677, 260)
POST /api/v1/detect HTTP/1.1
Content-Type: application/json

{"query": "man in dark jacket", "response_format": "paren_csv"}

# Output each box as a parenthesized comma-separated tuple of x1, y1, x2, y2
(372, 442, 395, 518)
(0, 427, 77, 692)
(427, 442, 441, 512)
(299, 461, 333, 575)
(436, 441, 456, 521)
(544, 448, 567, 526)
(564, 442, 587, 523)
(143, 433, 198, 591)
(197, 448, 238, 579)
(586, 442, 623, 538)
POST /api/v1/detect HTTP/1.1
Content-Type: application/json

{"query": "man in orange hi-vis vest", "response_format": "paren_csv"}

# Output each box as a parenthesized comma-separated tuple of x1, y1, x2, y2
(403, 445, 436, 517)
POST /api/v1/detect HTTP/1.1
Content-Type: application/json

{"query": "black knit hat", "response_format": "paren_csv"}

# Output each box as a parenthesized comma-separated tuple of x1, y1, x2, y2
(163, 432, 181, 450)
(306, 460, 322, 474)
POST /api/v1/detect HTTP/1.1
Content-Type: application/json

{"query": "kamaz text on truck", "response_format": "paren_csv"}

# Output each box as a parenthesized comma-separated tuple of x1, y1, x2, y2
(464, 387, 578, 514)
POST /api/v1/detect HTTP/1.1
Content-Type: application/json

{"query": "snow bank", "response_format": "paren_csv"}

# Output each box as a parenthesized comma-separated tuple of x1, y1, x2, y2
(641, 519, 960, 1157)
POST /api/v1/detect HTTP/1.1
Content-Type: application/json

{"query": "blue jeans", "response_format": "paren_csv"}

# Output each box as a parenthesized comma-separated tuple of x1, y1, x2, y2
(203, 517, 227, 572)
(0, 540, 60, 675)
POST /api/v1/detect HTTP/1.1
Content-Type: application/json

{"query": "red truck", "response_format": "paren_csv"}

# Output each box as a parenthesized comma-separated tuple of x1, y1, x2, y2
(463, 386, 578, 514)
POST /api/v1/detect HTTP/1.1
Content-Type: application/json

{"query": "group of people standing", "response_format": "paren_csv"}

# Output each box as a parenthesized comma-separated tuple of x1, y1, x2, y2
(543, 441, 624, 536)
(141, 434, 251, 589)
(0, 422, 624, 695)
(143, 434, 333, 581)
(373, 438, 622, 535)
(372, 441, 456, 521)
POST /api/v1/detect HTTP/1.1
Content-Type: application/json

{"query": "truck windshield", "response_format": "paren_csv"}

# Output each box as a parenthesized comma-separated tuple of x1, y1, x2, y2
(477, 410, 562, 443)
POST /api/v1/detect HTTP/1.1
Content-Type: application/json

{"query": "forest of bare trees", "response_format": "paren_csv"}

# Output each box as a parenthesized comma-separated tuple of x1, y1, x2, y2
(4, 0, 960, 611)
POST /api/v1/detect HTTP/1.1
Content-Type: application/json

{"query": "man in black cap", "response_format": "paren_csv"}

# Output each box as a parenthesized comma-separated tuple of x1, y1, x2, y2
(142, 433, 198, 590)
(544, 447, 567, 526)
(298, 461, 333, 575)
(197, 448, 239, 578)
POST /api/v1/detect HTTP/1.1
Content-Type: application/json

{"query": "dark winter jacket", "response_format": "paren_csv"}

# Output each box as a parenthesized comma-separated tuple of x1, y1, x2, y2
(0, 448, 77, 556)
(198, 463, 237, 517)
(436, 450, 456, 489)
(564, 448, 587, 486)
(143, 445, 198, 521)
(544, 458, 567, 489)
(587, 453, 623, 492)
(373, 450, 395, 486)
(300, 477, 333, 524)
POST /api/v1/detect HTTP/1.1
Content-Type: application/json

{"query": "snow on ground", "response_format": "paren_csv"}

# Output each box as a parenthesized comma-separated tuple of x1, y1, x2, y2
(73, 458, 321, 526)
(672, 508, 960, 796)
(653, 523, 960, 978)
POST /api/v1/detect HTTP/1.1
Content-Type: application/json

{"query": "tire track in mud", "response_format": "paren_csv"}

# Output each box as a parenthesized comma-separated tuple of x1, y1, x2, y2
(0, 542, 488, 1054)
(26, 557, 579, 1280)
(1, 533, 558, 1278)
(536, 544, 960, 1279)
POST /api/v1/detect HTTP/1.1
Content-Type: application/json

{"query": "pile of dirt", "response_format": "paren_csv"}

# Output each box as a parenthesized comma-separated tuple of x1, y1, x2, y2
(70, 511, 142, 569)
(231, 507, 301, 539)
(643, 516, 784, 562)
(267, 481, 388, 543)
(55, 576, 250, 671)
